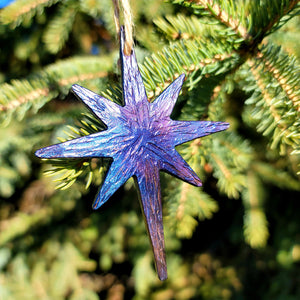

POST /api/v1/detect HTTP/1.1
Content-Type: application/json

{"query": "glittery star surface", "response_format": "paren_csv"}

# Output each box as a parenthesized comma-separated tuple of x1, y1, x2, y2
(35, 27, 229, 280)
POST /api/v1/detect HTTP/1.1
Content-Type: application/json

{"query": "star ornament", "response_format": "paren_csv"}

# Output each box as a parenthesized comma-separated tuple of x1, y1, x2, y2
(35, 27, 229, 280)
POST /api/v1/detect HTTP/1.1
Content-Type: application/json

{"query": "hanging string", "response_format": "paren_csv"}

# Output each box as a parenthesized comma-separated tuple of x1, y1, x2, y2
(112, 0, 134, 56)
(112, 0, 120, 35)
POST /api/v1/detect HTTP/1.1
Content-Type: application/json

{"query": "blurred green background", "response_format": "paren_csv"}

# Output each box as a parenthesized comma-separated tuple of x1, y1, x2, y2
(0, 0, 299, 299)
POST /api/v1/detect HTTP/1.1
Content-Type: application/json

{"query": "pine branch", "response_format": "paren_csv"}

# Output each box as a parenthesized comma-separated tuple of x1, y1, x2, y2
(166, 181, 218, 238)
(206, 88, 252, 198)
(40, 112, 109, 191)
(0, 208, 50, 247)
(248, 0, 300, 39)
(0, 78, 54, 126)
(218, 132, 253, 170)
(1, 242, 97, 299)
(0, 0, 60, 28)
(43, 0, 80, 54)
(0, 126, 35, 197)
(154, 14, 220, 40)
(242, 171, 269, 248)
(0, 56, 113, 125)
(173, 0, 300, 52)
(196, 0, 248, 39)
(166, 139, 218, 238)
(79, 0, 104, 18)
(135, 25, 163, 52)
(205, 131, 251, 199)
(252, 161, 300, 191)
(0, 188, 78, 247)
(172, 0, 249, 40)
(242, 43, 300, 154)
(140, 38, 239, 99)
(206, 82, 229, 120)
(209, 151, 246, 199)
(255, 46, 300, 112)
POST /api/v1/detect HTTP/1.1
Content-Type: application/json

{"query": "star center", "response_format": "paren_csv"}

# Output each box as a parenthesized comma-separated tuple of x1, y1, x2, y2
(131, 126, 152, 151)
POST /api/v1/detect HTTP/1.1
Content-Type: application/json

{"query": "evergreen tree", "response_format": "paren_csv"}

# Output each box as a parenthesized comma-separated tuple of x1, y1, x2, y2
(0, 0, 299, 299)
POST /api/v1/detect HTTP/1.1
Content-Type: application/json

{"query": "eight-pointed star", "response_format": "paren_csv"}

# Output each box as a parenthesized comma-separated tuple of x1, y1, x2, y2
(35, 27, 229, 280)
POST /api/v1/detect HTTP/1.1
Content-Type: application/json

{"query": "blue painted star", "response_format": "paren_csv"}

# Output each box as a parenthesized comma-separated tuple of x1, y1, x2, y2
(36, 27, 229, 280)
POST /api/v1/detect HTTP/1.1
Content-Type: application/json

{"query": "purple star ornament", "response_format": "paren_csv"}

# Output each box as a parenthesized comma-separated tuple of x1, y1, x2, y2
(35, 27, 229, 281)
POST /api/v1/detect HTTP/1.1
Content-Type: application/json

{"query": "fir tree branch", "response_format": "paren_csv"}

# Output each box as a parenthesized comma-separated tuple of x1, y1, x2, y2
(174, 0, 249, 40)
(174, 0, 300, 53)
(193, 0, 248, 39)
(252, 161, 300, 190)
(246, 58, 299, 153)
(0, 78, 56, 126)
(0, 85, 50, 113)
(0, 190, 77, 247)
(210, 152, 231, 180)
(166, 176, 218, 238)
(218, 133, 253, 170)
(140, 38, 238, 99)
(252, 0, 300, 37)
(0, 56, 112, 125)
(0, 0, 60, 27)
(0, 242, 97, 298)
(164, 138, 218, 238)
(245, 0, 300, 51)
(43, 0, 80, 54)
(255, 49, 300, 112)
(57, 71, 108, 86)
(45, 56, 112, 90)
(242, 171, 269, 248)
(0, 209, 50, 247)
(168, 182, 218, 238)
(247, 63, 284, 126)
(209, 150, 246, 199)
(154, 14, 221, 41)
(39, 113, 108, 191)
(175, 182, 189, 221)
(79, 0, 103, 18)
